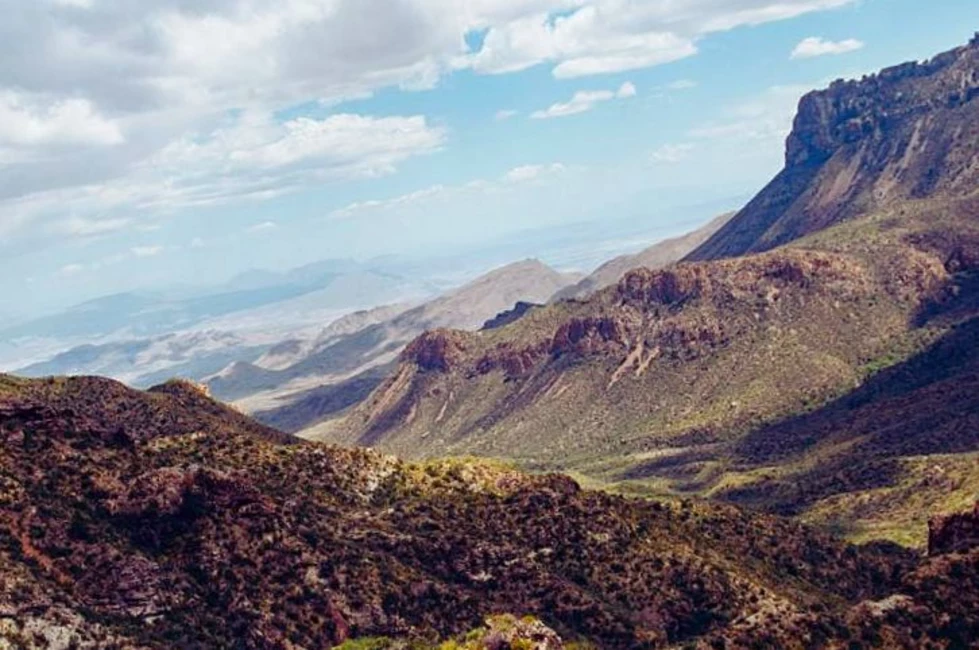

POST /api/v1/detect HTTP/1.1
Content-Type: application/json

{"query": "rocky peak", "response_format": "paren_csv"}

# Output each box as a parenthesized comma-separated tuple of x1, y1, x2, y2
(787, 39, 979, 168)
(618, 265, 709, 307)
(688, 37, 979, 261)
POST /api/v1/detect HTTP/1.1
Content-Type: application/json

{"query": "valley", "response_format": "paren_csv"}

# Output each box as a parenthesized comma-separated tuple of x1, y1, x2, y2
(3, 17, 979, 649)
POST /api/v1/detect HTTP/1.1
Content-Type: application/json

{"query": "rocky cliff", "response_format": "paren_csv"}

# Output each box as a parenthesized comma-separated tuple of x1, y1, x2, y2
(689, 35, 979, 260)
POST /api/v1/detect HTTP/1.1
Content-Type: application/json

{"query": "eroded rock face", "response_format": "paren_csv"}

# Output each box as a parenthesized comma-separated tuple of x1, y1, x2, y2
(403, 330, 473, 373)
(618, 250, 872, 309)
(929, 502, 979, 556)
(551, 317, 629, 357)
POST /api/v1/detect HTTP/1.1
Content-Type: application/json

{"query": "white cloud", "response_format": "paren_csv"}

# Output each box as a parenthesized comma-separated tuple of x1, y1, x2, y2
(0, 0, 859, 246)
(495, 109, 519, 121)
(59, 263, 85, 276)
(791, 36, 864, 59)
(0, 91, 123, 148)
(190, 237, 205, 248)
(531, 81, 635, 119)
(246, 221, 278, 234)
(330, 161, 567, 220)
(650, 143, 695, 164)
(130, 245, 165, 257)
(503, 162, 566, 182)
(156, 112, 445, 177)
(48, 216, 131, 237)
(690, 85, 810, 143)
(616, 81, 637, 98)
(464, 0, 856, 78)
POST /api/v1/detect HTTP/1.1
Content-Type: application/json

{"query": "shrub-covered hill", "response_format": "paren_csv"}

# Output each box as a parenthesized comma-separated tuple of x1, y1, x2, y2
(1, 374, 977, 648)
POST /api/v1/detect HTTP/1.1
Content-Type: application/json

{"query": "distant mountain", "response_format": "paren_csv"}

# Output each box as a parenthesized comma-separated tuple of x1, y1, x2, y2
(15, 330, 270, 388)
(327, 37, 979, 549)
(2, 264, 441, 385)
(552, 211, 734, 301)
(689, 35, 979, 261)
(208, 260, 580, 430)
(0, 264, 435, 347)
(1, 374, 976, 648)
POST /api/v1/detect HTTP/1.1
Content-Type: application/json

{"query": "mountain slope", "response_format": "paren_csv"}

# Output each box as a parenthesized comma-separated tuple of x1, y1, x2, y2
(553, 211, 734, 301)
(1, 374, 977, 648)
(327, 38, 979, 548)
(688, 35, 979, 261)
(209, 260, 579, 430)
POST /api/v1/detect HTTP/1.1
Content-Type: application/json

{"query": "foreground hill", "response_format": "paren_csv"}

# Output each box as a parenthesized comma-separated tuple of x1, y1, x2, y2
(553, 212, 734, 301)
(327, 38, 979, 548)
(207, 260, 579, 432)
(1, 374, 978, 648)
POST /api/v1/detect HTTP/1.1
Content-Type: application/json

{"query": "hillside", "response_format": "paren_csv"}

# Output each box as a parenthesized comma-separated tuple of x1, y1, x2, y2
(2, 374, 978, 648)
(554, 212, 734, 301)
(208, 260, 579, 432)
(327, 38, 979, 548)
(688, 34, 979, 261)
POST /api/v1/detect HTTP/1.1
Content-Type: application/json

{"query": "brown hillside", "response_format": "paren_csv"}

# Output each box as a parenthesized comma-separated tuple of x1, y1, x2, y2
(553, 211, 735, 301)
(5, 374, 977, 648)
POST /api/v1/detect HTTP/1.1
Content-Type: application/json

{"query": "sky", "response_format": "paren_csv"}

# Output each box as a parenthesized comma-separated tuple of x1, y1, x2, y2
(2, 0, 979, 318)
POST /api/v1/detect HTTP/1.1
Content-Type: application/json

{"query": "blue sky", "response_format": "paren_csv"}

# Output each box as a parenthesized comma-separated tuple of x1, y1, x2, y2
(2, 0, 978, 318)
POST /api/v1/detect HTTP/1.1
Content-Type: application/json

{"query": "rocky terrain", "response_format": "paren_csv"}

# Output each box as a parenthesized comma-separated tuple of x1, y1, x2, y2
(326, 38, 979, 549)
(1, 374, 978, 649)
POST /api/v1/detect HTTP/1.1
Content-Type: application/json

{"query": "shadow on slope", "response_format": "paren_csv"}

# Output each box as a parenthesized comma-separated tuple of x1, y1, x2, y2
(713, 276, 979, 525)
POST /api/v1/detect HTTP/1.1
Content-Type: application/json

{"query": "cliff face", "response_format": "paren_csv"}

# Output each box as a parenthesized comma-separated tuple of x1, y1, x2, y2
(689, 36, 979, 261)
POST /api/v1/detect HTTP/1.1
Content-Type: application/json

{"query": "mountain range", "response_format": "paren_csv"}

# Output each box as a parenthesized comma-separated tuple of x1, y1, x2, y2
(207, 260, 581, 433)
(552, 211, 735, 301)
(4, 35, 979, 650)
(2, 260, 444, 379)
(322, 36, 979, 550)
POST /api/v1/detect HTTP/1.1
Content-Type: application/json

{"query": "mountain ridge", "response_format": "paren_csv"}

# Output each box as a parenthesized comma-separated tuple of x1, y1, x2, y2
(553, 211, 735, 301)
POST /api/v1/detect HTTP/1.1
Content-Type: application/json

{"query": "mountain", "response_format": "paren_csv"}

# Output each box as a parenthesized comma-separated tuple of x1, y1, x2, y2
(14, 330, 270, 388)
(1, 374, 977, 648)
(326, 38, 979, 549)
(207, 260, 580, 431)
(553, 211, 734, 301)
(4, 266, 440, 390)
(688, 34, 979, 261)
(0, 263, 437, 370)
